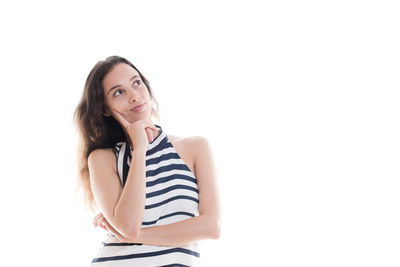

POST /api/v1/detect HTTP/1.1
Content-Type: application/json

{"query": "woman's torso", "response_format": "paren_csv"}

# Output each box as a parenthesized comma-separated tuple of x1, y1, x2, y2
(90, 125, 201, 267)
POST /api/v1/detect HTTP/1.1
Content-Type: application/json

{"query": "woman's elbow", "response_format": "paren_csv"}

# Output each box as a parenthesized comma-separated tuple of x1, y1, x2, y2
(117, 221, 141, 240)
(209, 218, 221, 239)
(122, 228, 141, 240)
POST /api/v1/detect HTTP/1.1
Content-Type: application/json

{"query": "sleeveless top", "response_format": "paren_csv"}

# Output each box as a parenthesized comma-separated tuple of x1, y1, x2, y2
(90, 125, 201, 267)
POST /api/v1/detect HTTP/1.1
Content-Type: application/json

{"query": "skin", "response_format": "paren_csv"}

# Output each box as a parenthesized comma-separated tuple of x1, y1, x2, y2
(91, 63, 221, 246)
(103, 63, 158, 146)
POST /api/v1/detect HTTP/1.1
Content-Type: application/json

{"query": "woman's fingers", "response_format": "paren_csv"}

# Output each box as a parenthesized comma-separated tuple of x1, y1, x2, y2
(145, 119, 158, 132)
(100, 220, 107, 230)
(146, 127, 153, 143)
(99, 216, 110, 231)
(93, 213, 105, 228)
(111, 114, 158, 146)
(145, 119, 159, 143)
(145, 120, 158, 140)
(93, 213, 109, 231)
(114, 111, 157, 132)
(112, 110, 130, 128)
(93, 213, 100, 225)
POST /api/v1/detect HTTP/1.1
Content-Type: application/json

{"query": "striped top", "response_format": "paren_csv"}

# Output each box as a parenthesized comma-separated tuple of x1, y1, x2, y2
(90, 125, 200, 267)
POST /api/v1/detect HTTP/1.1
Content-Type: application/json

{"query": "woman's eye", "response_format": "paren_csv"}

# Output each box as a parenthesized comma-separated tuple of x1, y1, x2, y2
(113, 89, 122, 97)
(133, 80, 141, 86)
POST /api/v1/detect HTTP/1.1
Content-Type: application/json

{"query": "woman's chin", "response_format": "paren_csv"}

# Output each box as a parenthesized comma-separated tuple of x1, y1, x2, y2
(129, 114, 150, 123)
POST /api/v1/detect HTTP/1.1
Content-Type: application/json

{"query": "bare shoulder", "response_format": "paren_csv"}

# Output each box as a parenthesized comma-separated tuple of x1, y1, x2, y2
(190, 136, 213, 161)
(88, 148, 117, 173)
(167, 134, 210, 153)
(167, 134, 212, 172)
(88, 147, 116, 161)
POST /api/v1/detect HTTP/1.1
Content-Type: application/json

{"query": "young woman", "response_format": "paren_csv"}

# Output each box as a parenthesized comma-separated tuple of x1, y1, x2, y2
(73, 56, 220, 266)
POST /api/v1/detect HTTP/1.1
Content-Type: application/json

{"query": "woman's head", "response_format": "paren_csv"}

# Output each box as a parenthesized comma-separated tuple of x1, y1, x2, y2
(85, 55, 158, 125)
(102, 61, 154, 123)
(73, 55, 159, 212)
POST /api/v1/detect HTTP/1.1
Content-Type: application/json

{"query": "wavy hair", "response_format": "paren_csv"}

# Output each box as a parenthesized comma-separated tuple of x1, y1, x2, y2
(73, 56, 160, 212)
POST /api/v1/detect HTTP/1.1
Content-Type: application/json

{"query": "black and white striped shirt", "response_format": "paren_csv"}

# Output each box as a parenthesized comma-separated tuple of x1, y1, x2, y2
(90, 125, 200, 267)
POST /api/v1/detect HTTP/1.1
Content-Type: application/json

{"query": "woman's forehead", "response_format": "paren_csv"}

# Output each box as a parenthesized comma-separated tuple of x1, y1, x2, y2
(109, 63, 138, 78)
(103, 63, 139, 89)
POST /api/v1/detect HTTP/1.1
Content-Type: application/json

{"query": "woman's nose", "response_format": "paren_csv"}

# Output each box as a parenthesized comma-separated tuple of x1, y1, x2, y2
(128, 90, 141, 103)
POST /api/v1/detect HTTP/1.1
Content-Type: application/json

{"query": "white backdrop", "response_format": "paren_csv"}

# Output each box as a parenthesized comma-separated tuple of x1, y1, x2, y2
(0, 1, 399, 266)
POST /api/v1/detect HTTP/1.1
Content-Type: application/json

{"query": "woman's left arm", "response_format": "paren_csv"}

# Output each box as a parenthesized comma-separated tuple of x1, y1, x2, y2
(95, 136, 221, 247)
(99, 213, 218, 247)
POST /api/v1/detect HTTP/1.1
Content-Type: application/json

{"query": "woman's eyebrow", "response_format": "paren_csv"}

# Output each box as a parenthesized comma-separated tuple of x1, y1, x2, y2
(107, 75, 139, 95)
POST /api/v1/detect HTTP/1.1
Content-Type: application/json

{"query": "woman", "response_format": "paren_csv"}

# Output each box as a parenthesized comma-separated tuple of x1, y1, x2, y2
(73, 55, 220, 266)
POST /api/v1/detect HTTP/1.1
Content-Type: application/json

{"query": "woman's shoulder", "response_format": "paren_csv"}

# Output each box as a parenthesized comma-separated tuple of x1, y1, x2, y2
(88, 148, 117, 168)
(88, 148, 117, 175)
(167, 134, 208, 146)
(167, 134, 211, 158)
(89, 147, 116, 157)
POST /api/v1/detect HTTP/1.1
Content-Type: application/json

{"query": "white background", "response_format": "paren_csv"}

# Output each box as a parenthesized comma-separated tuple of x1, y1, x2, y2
(0, 1, 399, 266)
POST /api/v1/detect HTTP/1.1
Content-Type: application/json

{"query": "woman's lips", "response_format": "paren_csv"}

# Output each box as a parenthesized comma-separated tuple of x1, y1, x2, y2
(130, 103, 145, 112)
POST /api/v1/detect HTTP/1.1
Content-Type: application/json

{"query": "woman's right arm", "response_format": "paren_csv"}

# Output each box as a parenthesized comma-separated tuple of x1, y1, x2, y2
(88, 146, 147, 240)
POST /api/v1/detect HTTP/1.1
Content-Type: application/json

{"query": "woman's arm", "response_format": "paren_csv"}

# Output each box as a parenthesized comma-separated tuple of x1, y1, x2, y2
(136, 214, 219, 246)
(94, 136, 221, 246)
(89, 148, 147, 239)
(97, 213, 219, 247)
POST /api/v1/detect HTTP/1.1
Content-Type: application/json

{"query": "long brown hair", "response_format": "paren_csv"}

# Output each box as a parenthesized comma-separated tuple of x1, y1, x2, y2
(73, 56, 160, 213)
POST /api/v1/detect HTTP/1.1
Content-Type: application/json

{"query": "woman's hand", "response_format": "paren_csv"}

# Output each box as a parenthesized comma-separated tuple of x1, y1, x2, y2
(93, 212, 139, 243)
(93, 212, 108, 231)
(112, 110, 158, 151)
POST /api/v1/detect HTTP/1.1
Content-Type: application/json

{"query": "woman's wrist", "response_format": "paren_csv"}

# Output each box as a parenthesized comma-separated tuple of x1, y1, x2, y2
(132, 147, 147, 157)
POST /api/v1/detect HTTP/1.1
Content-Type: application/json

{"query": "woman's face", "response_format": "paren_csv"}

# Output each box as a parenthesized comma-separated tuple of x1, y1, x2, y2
(102, 63, 151, 123)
